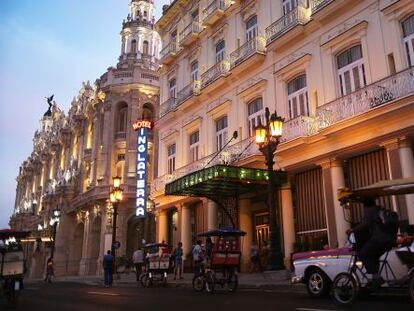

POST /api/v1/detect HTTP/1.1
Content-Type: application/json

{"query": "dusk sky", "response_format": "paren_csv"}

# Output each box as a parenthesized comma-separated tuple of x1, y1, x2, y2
(0, 0, 170, 228)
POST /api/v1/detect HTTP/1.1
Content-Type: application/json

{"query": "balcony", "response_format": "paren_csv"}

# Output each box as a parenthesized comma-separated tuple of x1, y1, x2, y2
(179, 21, 202, 47)
(230, 36, 266, 72)
(203, 0, 231, 26)
(177, 80, 201, 105)
(160, 41, 178, 65)
(280, 115, 317, 143)
(316, 67, 414, 129)
(310, 0, 334, 14)
(265, 4, 310, 47)
(159, 97, 176, 118)
(201, 60, 231, 90)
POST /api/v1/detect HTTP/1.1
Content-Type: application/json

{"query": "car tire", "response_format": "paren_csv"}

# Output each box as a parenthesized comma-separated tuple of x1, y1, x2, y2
(306, 268, 330, 298)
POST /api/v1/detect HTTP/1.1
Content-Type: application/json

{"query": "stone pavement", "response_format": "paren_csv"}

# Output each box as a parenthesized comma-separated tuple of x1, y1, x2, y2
(26, 270, 305, 292)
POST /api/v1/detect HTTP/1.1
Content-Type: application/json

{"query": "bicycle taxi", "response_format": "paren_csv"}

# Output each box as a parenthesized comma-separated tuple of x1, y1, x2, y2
(0, 229, 28, 306)
(192, 228, 246, 293)
(140, 242, 172, 287)
(332, 177, 414, 305)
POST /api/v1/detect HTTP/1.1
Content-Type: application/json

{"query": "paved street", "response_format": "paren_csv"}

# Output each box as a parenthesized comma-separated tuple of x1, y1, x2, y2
(1, 281, 412, 311)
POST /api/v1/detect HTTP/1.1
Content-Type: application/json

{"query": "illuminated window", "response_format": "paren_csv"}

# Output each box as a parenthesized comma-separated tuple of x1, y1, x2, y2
(246, 15, 258, 42)
(167, 144, 176, 174)
(215, 116, 228, 151)
(215, 40, 225, 63)
(189, 131, 200, 162)
(402, 15, 414, 67)
(247, 98, 264, 136)
(337, 45, 366, 96)
(287, 74, 309, 119)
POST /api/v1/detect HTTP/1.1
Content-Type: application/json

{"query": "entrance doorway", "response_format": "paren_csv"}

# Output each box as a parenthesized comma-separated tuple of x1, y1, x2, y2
(254, 212, 269, 248)
(127, 216, 145, 260)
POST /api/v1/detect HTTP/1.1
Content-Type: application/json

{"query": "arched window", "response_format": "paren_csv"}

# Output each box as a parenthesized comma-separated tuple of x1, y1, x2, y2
(142, 103, 154, 120)
(215, 40, 225, 63)
(131, 39, 137, 53)
(402, 15, 414, 67)
(247, 98, 264, 136)
(287, 74, 309, 119)
(336, 45, 366, 96)
(116, 103, 128, 139)
(143, 40, 149, 55)
(246, 15, 258, 41)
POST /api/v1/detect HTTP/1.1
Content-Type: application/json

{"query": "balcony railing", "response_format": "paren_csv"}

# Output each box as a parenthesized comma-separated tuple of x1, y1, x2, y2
(177, 81, 201, 105)
(230, 36, 266, 68)
(160, 41, 177, 61)
(310, 0, 334, 15)
(159, 97, 176, 118)
(203, 0, 230, 25)
(201, 60, 230, 88)
(316, 67, 414, 129)
(151, 137, 259, 194)
(265, 4, 309, 44)
(179, 21, 201, 44)
(280, 115, 317, 143)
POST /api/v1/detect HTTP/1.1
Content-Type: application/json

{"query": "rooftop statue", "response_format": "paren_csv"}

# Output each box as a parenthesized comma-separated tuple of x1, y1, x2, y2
(44, 94, 54, 117)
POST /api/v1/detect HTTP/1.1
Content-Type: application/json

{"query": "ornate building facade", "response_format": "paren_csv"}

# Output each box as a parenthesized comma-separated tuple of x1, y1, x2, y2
(153, 0, 414, 269)
(10, 0, 161, 277)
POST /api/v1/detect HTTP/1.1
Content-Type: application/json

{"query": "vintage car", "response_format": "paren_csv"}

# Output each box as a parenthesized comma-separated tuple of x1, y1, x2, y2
(291, 177, 414, 298)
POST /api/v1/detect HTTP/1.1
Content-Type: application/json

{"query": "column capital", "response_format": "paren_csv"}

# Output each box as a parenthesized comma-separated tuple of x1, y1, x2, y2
(317, 158, 344, 170)
(380, 136, 411, 151)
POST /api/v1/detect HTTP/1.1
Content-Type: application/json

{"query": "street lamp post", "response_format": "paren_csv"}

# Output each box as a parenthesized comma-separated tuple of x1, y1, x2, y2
(49, 207, 61, 259)
(109, 176, 123, 274)
(254, 107, 284, 270)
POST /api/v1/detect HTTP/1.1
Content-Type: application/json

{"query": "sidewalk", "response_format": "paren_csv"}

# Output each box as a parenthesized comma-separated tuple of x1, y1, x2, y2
(26, 270, 304, 292)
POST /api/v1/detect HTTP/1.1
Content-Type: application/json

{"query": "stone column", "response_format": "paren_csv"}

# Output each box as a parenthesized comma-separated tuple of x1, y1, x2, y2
(239, 198, 252, 272)
(281, 183, 295, 264)
(181, 205, 192, 260)
(79, 212, 91, 275)
(158, 210, 168, 243)
(206, 200, 217, 230)
(54, 211, 76, 276)
(399, 139, 414, 224)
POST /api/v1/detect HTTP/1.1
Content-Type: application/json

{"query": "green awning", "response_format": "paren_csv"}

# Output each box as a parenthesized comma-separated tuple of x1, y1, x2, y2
(165, 165, 287, 198)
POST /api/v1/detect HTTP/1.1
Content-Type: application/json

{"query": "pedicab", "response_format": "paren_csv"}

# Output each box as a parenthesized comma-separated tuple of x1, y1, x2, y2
(192, 228, 246, 293)
(331, 177, 414, 305)
(140, 243, 172, 287)
(0, 229, 29, 306)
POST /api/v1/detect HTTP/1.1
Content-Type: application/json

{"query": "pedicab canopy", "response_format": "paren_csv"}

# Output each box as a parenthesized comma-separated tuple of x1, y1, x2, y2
(337, 177, 414, 203)
(165, 164, 287, 197)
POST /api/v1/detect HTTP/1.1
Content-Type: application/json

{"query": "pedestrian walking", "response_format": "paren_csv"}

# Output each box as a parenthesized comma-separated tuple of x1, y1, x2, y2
(249, 243, 260, 273)
(103, 250, 114, 287)
(205, 237, 214, 266)
(192, 240, 203, 276)
(132, 248, 144, 281)
(173, 242, 184, 280)
(44, 258, 54, 283)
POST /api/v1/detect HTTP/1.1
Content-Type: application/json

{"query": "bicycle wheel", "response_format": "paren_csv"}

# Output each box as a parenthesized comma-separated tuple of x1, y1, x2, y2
(192, 275, 204, 292)
(226, 271, 238, 293)
(332, 272, 358, 306)
(205, 271, 215, 293)
(409, 274, 414, 304)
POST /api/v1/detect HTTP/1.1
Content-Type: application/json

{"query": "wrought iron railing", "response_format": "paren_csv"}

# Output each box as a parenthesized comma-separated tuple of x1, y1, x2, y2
(201, 60, 230, 88)
(160, 41, 177, 60)
(265, 5, 309, 44)
(280, 115, 317, 143)
(310, 0, 334, 14)
(203, 0, 229, 23)
(179, 21, 201, 43)
(230, 36, 266, 68)
(316, 67, 414, 129)
(177, 80, 201, 105)
(159, 97, 176, 118)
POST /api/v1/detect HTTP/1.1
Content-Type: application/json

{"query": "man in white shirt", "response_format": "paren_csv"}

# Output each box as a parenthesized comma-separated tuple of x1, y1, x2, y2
(133, 248, 144, 281)
(192, 240, 203, 276)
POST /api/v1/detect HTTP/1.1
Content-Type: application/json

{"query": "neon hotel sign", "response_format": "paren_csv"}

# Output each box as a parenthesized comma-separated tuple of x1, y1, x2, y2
(132, 120, 153, 218)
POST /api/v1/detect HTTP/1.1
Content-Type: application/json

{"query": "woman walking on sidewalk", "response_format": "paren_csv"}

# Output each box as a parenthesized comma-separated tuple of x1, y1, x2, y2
(44, 258, 54, 283)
